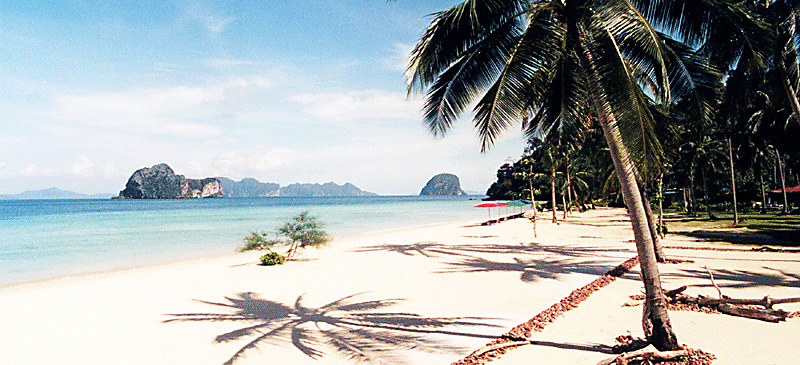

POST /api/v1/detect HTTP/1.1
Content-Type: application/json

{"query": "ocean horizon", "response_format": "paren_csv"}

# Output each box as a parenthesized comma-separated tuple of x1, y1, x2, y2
(0, 195, 496, 286)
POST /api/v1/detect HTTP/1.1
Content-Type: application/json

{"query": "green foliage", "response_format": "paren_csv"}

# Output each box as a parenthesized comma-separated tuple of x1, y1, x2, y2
(259, 252, 286, 266)
(240, 230, 282, 252)
(657, 221, 668, 235)
(277, 211, 330, 250)
(242, 211, 330, 259)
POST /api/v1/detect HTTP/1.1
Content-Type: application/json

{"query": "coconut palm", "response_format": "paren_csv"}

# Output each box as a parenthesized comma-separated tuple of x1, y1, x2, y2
(407, 0, 682, 349)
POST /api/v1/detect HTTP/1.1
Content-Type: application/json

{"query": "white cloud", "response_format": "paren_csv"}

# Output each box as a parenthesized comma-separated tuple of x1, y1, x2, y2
(209, 145, 296, 178)
(51, 86, 220, 124)
(161, 122, 224, 138)
(70, 155, 95, 177)
(18, 164, 59, 178)
(102, 162, 121, 179)
(288, 90, 422, 122)
(181, 2, 235, 36)
(204, 16, 234, 34)
(207, 58, 253, 68)
(46, 77, 275, 137)
(385, 43, 413, 72)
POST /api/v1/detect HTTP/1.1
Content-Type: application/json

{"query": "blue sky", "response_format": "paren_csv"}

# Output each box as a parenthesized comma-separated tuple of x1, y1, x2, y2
(0, 1, 526, 195)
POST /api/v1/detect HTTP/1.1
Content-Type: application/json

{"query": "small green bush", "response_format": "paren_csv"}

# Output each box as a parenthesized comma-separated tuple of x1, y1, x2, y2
(240, 231, 281, 252)
(260, 252, 286, 266)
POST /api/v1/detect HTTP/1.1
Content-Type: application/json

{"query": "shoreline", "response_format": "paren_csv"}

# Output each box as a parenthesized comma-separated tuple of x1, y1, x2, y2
(0, 215, 488, 290)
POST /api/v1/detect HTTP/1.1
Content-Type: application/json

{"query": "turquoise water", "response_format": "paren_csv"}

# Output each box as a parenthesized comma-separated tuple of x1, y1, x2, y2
(0, 196, 489, 286)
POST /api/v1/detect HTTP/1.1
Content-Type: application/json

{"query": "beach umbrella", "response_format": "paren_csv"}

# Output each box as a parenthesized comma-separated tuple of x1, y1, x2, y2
(506, 200, 527, 213)
(474, 202, 508, 218)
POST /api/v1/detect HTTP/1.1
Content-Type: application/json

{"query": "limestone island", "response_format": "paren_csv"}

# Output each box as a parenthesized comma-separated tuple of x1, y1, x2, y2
(420, 173, 467, 195)
(116, 163, 223, 199)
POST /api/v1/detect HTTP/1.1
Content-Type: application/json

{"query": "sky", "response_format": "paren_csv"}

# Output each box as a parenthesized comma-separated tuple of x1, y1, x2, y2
(0, 0, 526, 196)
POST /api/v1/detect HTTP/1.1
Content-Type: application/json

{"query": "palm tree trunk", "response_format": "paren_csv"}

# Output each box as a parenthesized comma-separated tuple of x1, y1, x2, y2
(760, 172, 768, 214)
(597, 111, 678, 350)
(727, 137, 739, 225)
(777, 152, 789, 213)
(638, 177, 665, 262)
(702, 167, 714, 219)
(566, 153, 573, 216)
(551, 165, 558, 223)
(689, 164, 697, 216)
(529, 166, 538, 237)
(577, 37, 678, 350)
(562, 190, 568, 220)
(658, 174, 665, 239)
(570, 185, 581, 212)
(777, 60, 800, 127)
(682, 187, 688, 213)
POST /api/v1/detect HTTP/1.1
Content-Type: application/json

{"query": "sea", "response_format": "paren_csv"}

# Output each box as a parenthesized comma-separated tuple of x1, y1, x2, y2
(0, 196, 492, 286)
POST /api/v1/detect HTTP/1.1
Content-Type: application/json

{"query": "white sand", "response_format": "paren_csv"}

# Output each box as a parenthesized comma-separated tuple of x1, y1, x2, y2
(1, 208, 797, 364)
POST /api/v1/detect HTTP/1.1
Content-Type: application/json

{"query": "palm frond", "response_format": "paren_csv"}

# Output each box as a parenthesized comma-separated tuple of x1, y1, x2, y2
(473, 4, 565, 151)
(406, 0, 532, 93)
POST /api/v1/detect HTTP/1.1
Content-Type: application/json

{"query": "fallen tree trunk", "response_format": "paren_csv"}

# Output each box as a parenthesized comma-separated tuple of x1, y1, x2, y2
(674, 294, 800, 309)
(663, 291, 798, 322)
(716, 303, 788, 323)
(598, 345, 692, 365)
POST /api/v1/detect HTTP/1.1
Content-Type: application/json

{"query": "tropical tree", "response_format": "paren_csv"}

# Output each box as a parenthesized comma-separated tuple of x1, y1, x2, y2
(407, 0, 681, 350)
(241, 211, 330, 259)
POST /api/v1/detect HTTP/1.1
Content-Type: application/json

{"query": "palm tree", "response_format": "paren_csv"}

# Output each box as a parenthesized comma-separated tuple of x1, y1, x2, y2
(407, 0, 680, 350)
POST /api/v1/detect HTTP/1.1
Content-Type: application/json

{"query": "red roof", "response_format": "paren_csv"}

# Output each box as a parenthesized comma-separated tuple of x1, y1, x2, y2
(770, 185, 800, 194)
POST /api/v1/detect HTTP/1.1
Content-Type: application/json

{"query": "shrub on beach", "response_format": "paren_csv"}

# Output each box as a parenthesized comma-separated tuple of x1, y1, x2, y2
(240, 211, 330, 260)
(259, 252, 286, 266)
(240, 231, 282, 252)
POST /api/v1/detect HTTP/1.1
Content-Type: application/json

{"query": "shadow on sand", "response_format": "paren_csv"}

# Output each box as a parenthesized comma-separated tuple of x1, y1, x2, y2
(355, 241, 633, 260)
(662, 266, 800, 289)
(673, 230, 796, 246)
(164, 292, 501, 364)
(435, 256, 618, 282)
(355, 242, 633, 283)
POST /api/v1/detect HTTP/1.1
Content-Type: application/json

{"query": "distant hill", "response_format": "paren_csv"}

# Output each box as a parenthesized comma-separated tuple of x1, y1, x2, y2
(0, 188, 114, 200)
(279, 182, 377, 197)
(217, 177, 280, 197)
(217, 177, 376, 197)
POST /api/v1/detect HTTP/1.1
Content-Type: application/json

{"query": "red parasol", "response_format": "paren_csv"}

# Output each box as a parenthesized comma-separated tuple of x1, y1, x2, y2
(474, 202, 509, 218)
(474, 202, 509, 208)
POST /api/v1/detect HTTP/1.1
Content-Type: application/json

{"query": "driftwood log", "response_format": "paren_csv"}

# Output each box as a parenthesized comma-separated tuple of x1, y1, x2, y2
(627, 284, 800, 323)
(597, 345, 691, 365)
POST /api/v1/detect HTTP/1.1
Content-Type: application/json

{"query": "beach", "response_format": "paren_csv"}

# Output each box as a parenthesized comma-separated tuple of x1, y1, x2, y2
(1, 208, 798, 364)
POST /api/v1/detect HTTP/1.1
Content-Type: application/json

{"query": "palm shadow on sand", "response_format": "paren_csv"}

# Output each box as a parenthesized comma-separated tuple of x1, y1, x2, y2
(164, 292, 501, 364)
(662, 266, 800, 289)
(355, 241, 633, 260)
(356, 242, 631, 283)
(436, 256, 615, 283)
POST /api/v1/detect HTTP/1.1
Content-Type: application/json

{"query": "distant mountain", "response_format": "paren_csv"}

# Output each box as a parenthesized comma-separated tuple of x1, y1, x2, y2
(217, 177, 280, 197)
(0, 188, 114, 200)
(279, 182, 377, 197)
(217, 177, 376, 197)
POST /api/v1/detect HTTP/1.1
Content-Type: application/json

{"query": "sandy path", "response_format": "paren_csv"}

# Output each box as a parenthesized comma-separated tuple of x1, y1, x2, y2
(0, 208, 640, 364)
